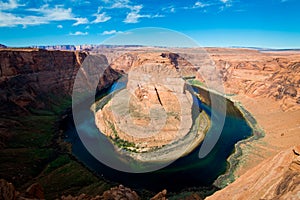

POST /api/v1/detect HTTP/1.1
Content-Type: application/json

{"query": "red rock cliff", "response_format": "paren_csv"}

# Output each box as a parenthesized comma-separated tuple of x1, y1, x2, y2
(0, 48, 119, 149)
(0, 49, 119, 114)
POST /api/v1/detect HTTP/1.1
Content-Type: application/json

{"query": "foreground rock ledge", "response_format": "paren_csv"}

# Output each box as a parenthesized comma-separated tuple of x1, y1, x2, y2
(95, 64, 210, 162)
(205, 145, 300, 200)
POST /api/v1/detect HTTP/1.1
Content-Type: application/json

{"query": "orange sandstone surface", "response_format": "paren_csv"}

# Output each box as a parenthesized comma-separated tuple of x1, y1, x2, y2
(94, 52, 209, 160)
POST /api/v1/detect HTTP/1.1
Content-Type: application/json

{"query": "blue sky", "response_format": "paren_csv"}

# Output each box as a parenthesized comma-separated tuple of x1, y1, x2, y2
(0, 0, 300, 48)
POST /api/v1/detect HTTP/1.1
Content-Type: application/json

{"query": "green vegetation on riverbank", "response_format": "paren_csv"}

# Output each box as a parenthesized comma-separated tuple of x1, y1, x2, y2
(187, 79, 206, 87)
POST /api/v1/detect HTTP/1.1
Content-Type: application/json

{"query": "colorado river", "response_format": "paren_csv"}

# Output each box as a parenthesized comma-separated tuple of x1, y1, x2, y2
(65, 80, 252, 192)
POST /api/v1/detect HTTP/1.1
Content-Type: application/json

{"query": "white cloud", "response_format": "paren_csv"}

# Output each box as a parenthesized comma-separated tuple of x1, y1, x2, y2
(28, 5, 74, 21)
(123, 12, 163, 23)
(218, 0, 232, 11)
(124, 11, 147, 23)
(97, 6, 103, 13)
(152, 14, 164, 18)
(73, 17, 89, 26)
(101, 0, 112, 3)
(109, 0, 145, 19)
(91, 6, 111, 23)
(0, 4, 88, 27)
(57, 24, 63, 28)
(220, 0, 232, 7)
(109, 0, 131, 9)
(122, 5, 145, 23)
(0, 0, 21, 10)
(111, 2, 126, 9)
(0, 12, 44, 27)
(162, 6, 175, 13)
(123, 5, 162, 23)
(100, 0, 164, 24)
(69, 31, 88, 36)
(102, 30, 123, 35)
(183, 1, 211, 10)
(194, 1, 209, 8)
(131, 5, 142, 12)
(92, 12, 111, 23)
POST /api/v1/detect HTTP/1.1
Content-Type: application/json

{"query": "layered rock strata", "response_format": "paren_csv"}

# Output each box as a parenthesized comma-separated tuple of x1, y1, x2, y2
(0, 49, 119, 148)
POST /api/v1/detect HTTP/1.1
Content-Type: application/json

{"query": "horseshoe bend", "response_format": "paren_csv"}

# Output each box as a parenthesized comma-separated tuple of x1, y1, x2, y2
(0, 47, 299, 199)
(94, 64, 210, 162)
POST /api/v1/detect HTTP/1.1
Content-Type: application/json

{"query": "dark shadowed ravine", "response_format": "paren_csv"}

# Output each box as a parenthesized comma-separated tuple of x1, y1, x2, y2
(64, 80, 252, 194)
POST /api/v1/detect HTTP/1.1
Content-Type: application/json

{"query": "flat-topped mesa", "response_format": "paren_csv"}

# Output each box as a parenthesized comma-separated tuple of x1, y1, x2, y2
(95, 64, 194, 152)
(127, 64, 186, 94)
(108, 51, 197, 77)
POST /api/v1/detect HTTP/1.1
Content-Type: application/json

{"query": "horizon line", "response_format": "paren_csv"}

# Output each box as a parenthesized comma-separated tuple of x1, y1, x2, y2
(1, 43, 300, 51)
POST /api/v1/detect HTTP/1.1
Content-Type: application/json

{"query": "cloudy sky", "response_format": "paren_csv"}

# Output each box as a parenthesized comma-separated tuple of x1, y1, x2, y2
(0, 0, 300, 48)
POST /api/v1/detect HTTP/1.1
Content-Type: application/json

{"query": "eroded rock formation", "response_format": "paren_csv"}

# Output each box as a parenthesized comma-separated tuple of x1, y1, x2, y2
(96, 64, 195, 151)
(208, 48, 300, 112)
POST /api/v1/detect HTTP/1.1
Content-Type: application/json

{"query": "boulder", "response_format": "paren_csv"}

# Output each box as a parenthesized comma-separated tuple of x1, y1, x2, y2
(150, 189, 167, 200)
(0, 179, 18, 200)
(25, 183, 44, 199)
(101, 185, 140, 200)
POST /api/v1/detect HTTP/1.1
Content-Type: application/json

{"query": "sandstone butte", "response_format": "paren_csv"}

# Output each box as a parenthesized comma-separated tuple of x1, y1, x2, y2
(0, 47, 299, 199)
(96, 64, 192, 149)
(95, 57, 209, 162)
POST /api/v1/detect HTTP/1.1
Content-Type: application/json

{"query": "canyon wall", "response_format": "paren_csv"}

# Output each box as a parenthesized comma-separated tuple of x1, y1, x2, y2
(104, 48, 300, 112)
(0, 48, 119, 151)
(0, 49, 119, 115)
(1, 47, 299, 199)
(208, 48, 300, 111)
(0, 49, 85, 114)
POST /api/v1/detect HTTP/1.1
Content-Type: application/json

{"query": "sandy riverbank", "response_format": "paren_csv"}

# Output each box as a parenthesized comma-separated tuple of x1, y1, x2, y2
(231, 95, 300, 177)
